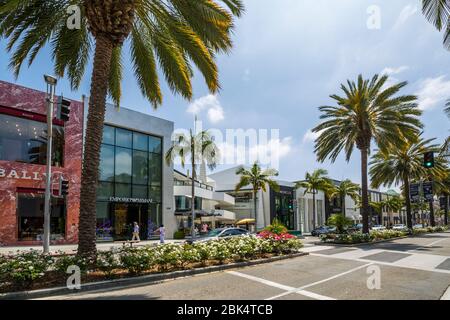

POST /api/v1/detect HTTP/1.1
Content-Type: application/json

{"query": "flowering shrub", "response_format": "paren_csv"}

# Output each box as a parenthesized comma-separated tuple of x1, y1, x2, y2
(263, 218, 288, 235)
(2, 250, 53, 286)
(118, 247, 154, 274)
(258, 230, 296, 241)
(0, 235, 303, 292)
(412, 226, 449, 235)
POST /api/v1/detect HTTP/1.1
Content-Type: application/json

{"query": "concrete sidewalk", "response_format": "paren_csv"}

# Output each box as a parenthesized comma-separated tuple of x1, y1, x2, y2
(0, 239, 184, 255)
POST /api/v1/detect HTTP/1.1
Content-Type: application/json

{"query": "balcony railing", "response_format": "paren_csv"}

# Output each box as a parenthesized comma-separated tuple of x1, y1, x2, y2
(174, 179, 213, 191)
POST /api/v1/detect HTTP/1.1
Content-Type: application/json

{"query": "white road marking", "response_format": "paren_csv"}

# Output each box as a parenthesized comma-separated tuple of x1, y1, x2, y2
(425, 238, 449, 247)
(441, 286, 450, 300)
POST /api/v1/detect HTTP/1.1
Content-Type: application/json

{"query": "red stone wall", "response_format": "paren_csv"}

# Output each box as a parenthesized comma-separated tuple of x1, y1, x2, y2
(0, 80, 83, 246)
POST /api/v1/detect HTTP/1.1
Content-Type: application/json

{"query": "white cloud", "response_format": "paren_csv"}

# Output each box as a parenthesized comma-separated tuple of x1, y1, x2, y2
(249, 137, 293, 160)
(393, 4, 418, 29)
(381, 66, 409, 76)
(242, 68, 251, 82)
(302, 129, 320, 143)
(416, 76, 450, 110)
(187, 94, 225, 123)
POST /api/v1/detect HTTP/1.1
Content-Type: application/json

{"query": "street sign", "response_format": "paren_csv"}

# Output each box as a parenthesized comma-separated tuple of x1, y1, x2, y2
(423, 181, 433, 201)
(409, 183, 420, 203)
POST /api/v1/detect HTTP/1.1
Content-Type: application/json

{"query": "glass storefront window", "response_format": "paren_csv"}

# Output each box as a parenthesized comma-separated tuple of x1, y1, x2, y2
(100, 145, 115, 181)
(149, 153, 161, 185)
(115, 128, 132, 148)
(115, 147, 132, 183)
(115, 183, 131, 197)
(97, 182, 114, 200)
(18, 193, 66, 241)
(0, 113, 64, 166)
(133, 132, 148, 151)
(149, 136, 161, 154)
(102, 125, 115, 145)
(132, 185, 148, 199)
(132, 150, 148, 184)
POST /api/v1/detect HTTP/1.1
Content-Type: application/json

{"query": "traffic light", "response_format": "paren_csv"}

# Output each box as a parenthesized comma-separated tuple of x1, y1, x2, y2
(423, 151, 435, 168)
(59, 176, 69, 196)
(57, 96, 71, 122)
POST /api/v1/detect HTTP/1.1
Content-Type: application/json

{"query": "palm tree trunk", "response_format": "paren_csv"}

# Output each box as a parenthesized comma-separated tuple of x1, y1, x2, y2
(78, 35, 114, 258)
(191, 147, 196, 239)
(253, 189, 258, 231)
(429, 199, 436, 227)
(360, 148, 370, 234)
(312, 189, 316, 229)
(403, 175, 413, 229)
(444, 193, 449, 226)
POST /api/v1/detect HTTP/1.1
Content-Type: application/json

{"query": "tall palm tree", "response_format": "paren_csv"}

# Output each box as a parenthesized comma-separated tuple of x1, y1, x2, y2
(369, 136, 443, 228)
(313, 74, 423, 233)
(0, 0, 243, 257)
(295, 169, 332, 230)
(327, 179, 360, 216)
(165, 130, 220, 239)
(235, 162, 280, 229)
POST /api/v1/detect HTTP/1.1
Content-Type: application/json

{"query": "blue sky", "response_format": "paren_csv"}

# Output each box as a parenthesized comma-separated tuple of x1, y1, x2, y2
(1, 0, 449, 189)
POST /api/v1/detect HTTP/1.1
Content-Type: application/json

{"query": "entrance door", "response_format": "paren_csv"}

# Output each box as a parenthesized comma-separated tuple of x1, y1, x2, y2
(112, 203, 148, 240)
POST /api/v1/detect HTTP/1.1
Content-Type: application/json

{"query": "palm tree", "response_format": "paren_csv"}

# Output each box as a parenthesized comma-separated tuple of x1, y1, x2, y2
(0, 0, 243, 257)
(313, 74, 423, 233)
(369, 136, 443, 229)
(295, 169, 332, 230)
(235, 162, 280, 229)
(327, 179, 360, 216)
(422, 0, 450, 49)
(384, 196, 405, 224)
(165, 130, 220, 239)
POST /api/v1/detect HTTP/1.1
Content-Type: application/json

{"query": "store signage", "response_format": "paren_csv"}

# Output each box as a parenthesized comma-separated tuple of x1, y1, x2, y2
(0, 168, 43, 181)
(109, 197, 154, 204)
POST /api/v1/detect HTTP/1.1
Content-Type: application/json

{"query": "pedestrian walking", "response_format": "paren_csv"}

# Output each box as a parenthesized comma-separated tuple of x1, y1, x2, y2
(132, 222, 140, 241)
(159, 224, 165, 244)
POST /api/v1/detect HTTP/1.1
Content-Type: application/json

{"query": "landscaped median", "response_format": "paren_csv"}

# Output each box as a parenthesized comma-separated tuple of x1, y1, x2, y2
(319, 226, 449, 245)
(0, 234, 304, 296)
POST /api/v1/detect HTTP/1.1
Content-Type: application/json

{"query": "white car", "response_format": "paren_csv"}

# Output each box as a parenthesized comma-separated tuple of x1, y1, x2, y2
(392, 224, 407, 231)
(371, 225, 386, 231)
(413, 224, 424, 229)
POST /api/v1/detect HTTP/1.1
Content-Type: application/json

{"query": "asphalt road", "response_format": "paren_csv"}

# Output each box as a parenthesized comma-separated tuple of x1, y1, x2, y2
(37, 231, 450, 300)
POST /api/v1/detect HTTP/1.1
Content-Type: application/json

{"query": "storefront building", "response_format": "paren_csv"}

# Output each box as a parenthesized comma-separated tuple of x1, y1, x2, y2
(0, 80, 83, 245)
(0, 80, 175, 245)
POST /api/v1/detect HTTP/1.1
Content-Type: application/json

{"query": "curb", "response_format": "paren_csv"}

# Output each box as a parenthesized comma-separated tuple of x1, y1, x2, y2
(0, 252, 308, 300)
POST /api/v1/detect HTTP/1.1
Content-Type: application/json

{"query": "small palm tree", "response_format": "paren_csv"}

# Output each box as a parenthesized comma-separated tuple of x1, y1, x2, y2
(327, 214, 354, 234)
(295, 169, 332, 230)
(165, 130, 220, 239)
(384, 196, 405, 223)
(313, 74, 423, 233)
(235, 162, 280, 229)
(0, 0, 243, 257)
(327, 179, 361, 215)
(369, 136, 443, 228)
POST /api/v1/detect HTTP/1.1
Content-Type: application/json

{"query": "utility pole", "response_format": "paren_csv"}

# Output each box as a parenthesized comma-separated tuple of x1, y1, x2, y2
(43, 75, 57, 253)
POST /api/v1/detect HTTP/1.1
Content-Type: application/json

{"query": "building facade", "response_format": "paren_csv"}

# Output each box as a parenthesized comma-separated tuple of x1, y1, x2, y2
(0, 81, 83, 245)
(0, 81, 175, 245)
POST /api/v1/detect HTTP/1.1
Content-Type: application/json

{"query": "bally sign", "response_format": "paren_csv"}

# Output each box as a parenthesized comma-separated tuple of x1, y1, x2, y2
(0, 168, 43, 181)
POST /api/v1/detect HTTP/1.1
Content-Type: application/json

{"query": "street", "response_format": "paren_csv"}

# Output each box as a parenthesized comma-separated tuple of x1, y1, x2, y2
(37, 232, 450, 300)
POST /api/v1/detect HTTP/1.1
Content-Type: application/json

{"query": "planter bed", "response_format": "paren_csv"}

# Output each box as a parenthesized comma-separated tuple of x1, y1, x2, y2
(0, 251, 308, 300)
(314, 236, 409, 247)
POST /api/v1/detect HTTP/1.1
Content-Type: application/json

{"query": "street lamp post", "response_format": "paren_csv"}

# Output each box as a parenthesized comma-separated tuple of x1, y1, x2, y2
(43, 75, 57, 253)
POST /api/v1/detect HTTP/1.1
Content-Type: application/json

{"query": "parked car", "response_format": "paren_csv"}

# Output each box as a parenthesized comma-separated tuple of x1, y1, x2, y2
(371, 225, 386, 231)
(392, 224, 408, 231)
(185, 227, 250, 244)
(413, 224, 424, 229)
(311, 226, 336, 236)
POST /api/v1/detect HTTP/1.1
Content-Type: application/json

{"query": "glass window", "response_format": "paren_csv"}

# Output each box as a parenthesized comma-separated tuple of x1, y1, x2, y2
(0, 113, 64, 166)
(132, 150, 148, 185)
(149, 136, 161, 154)
(102, 125, 115, 145)
(99, 145, 115, 181)
(149, 153, 161, 185)
(149, 186, 161, 202)
(115, 147, 132, 183)
(133, 185, 148, 199)
(18, 193, 65, 241)
(115, 128, 132, 148)
(133, 132, 148, 151)
(115, 183, 131, 198)
(97, 182, 114, 200)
